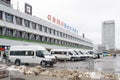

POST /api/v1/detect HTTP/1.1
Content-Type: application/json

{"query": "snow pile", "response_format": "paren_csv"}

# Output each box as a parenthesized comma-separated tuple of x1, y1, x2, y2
(6, 65, 117, 80)
(6, 65, 26, 73)
(6, 65, 46, 75)
(0, 64, 7, 70)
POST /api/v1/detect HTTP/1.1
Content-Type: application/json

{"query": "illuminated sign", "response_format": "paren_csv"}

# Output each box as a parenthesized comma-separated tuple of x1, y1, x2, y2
(47, 15, 78, 33)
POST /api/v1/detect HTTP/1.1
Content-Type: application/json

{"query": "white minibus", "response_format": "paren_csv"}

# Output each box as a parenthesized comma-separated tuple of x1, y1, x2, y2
(8, 45, 56, 66)
(74, 49, 87, 60)
(50, 49, 79, 61)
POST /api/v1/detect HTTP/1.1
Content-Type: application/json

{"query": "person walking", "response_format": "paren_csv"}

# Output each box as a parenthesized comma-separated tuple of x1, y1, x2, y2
(113, 53, 116, 58)
(3, 52, 7, 63)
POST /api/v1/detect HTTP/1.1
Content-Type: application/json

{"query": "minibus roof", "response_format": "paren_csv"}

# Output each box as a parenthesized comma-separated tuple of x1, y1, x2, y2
(10, 45, 46, 51)
(51, 49, 74, 52)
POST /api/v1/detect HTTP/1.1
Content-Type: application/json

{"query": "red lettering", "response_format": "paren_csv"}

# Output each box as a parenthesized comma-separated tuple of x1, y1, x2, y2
(48, 15, 64, 27)
(52, 17, 56, 23)
(57, 19, 60, 25)
(47, 15, 51, 21)
(61, 22, 64, 26)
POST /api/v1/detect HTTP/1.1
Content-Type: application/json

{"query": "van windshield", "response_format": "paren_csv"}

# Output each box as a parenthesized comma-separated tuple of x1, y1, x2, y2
(79, 51, 84, 55)
(74, 51, 79, 55)
(71, 51, 77, 55)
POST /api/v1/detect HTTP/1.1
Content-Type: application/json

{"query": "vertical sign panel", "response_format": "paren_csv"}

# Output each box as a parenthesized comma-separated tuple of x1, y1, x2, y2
(25, 3, 32, 15)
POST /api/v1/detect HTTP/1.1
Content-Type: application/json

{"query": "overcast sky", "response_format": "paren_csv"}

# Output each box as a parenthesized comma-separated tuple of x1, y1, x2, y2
(11, 0, 120, 48)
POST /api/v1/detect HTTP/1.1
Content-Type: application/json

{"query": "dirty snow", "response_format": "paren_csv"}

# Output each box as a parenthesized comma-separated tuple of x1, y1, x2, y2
(4, 65, 117, 79)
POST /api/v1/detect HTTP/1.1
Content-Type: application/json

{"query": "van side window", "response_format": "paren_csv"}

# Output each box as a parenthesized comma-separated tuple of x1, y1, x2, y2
(26, 51, 34, 56)
(69, 52, 73, 55)
(52, 52, 61, 54)
(10, 51, 25, 56)
(51, 52, 54, 54)
(62, 52, 67, 55)
(36, 51, 44, 57)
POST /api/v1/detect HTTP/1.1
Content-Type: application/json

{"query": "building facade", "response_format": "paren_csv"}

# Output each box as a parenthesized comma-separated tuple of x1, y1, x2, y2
(0, 1, 93, 50)
(102, 20, 115, 50)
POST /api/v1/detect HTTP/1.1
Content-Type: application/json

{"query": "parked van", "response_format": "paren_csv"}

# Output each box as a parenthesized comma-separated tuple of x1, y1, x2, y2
(81, 50, 91, 58)
(87, 50, 98, 59)
(50, 49, 79, 61)
(74, 49, 87, 60)
(8, 45, 56, 67)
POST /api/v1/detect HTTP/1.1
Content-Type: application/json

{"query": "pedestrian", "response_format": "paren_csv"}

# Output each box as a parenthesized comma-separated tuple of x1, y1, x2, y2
(113, 53, 116, 58)
(97, 54, 100, 59)
(3, 52, 7, 63)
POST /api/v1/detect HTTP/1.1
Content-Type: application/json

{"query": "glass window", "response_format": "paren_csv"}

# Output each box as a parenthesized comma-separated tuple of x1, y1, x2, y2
(48, 28, 51, 34)
(49, 38, 52, 43)
(24, 19, 30, 27)
(24, 33, 30, 39)
(36, 51, 45, 57)
(53, 30, 55, 35)
(60, 32, 62, 37)
(43, 26, 47, 33)
(69, 52, 73, 55)
(38, 24, 42, 31)
(32, 22, 36, 29)
(0, 11, 2, 20)
(5, 28, 13, 36)
(44, 37, 47, 42)
(10, 51, 25, 56)
(16, 17, 22, 25)
(63, 33, 65, 38)
(5, 13, 13, 23)
(38, 36, 42, 41)
(26, 51, 34, 56)
(15, 31, 22, 38)
(0, 27, 2, 34)
(31, 35, 36, 40)
(57, 31, 59, 36)
(36, 50, 50, 57)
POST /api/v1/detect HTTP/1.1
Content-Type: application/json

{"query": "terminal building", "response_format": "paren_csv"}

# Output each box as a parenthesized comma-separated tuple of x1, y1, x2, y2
(0, 0, 93, 50)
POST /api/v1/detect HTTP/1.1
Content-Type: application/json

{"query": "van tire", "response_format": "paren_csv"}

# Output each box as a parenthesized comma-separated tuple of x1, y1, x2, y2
(7, 60, 11, 66)
(41, 61, 46, 67)
(15, 59, 21, 66)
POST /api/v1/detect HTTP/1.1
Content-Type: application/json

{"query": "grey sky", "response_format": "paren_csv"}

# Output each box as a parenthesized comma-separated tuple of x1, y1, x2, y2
(11, 0, 120, 48)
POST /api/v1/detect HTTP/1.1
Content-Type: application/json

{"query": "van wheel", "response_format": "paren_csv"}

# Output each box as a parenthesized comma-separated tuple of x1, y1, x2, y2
(71, 58, 75, 61)
(15, 60, 21, 66)
(50, 64, 53, 67)
(41, 61, 46, 67)
(7, 60, 11, 66)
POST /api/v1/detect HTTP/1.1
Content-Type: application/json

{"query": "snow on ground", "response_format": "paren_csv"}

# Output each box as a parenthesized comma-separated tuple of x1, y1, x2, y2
(3, 65, 116, 80)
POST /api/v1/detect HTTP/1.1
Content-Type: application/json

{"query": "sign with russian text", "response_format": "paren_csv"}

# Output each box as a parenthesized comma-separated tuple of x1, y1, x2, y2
(47, 15, 78, 33)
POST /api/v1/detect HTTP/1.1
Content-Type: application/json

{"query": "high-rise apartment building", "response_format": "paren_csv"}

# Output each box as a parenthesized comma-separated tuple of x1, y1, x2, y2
(102, 20, 115, 50)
